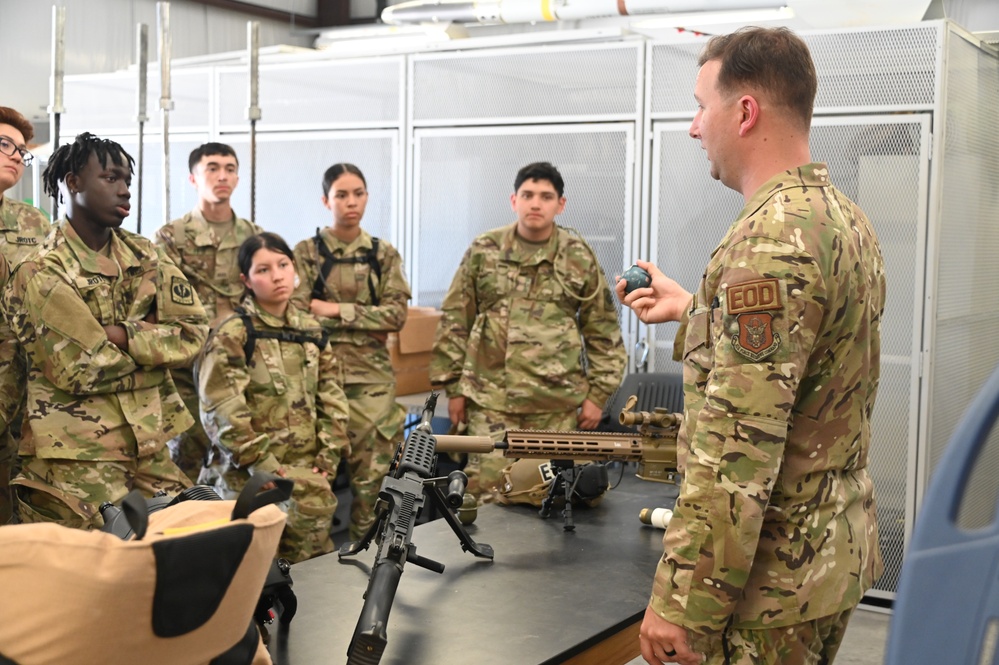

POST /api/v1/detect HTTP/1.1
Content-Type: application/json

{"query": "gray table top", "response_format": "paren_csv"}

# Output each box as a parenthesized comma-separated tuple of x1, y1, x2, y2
(268, 468, 677, 665)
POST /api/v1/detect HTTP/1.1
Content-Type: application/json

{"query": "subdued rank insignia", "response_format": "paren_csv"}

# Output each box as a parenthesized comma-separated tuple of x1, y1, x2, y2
(727, 278, 783, 361)
(170, 277, 195, 305)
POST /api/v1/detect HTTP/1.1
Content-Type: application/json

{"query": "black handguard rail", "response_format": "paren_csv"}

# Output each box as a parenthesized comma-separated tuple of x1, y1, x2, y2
(339, 392, 494, 665)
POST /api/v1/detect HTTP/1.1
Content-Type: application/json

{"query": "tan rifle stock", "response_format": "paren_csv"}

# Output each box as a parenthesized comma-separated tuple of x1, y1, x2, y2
(434, 395, 681, 484)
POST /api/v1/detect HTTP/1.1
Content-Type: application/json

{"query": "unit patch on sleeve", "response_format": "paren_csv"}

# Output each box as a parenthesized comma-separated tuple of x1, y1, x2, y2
(170, 276, 195, 305)
(726, 278, 783, 361)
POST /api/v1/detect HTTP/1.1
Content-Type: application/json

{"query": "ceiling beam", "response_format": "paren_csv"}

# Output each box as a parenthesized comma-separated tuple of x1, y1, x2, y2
(189, 0, 319, 28)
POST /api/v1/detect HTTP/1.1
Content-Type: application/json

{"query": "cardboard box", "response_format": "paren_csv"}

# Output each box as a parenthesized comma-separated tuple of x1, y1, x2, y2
(389, 306, 443, 396)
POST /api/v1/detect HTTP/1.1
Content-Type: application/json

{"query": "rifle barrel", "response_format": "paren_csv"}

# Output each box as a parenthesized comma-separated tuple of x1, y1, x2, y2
(433, 434, 496, 454)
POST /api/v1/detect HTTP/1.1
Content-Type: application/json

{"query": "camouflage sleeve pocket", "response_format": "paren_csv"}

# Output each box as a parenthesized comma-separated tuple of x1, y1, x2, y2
(40, 285, 106, 354)
(682, 309, 712, 360)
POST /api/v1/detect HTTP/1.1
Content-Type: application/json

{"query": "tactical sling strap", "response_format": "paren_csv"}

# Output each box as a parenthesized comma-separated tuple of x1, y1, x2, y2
(310, 228, 382, 306)
(235, 306, 329, 361)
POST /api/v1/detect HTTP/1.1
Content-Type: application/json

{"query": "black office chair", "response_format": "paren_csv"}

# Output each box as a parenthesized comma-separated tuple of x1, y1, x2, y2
(884, 363, 999, 665)
(597, 371, 684, 433)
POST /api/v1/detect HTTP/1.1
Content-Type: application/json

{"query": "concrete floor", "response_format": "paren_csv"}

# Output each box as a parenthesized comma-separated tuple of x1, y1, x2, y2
(624, 607, 891, 664)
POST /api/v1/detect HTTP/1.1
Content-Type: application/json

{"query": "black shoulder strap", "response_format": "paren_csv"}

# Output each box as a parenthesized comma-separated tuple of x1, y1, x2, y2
(365, 237, 381, 306)
(236, 307, 258, 361)
(311, 228, 334, 302)
(237, 306, 329, 362)
(310, 232, 383, 307)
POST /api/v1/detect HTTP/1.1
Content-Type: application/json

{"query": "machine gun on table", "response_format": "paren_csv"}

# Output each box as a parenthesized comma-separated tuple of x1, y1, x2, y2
(434, 395, 681, 531)
(338, 392, 494, 665)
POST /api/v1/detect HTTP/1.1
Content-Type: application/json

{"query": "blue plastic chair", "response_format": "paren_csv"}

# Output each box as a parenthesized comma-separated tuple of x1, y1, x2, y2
(885, 363, 999, 665)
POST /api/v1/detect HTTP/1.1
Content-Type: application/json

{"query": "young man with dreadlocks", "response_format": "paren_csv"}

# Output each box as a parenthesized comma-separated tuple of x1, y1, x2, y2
(0, 132, 210, 528)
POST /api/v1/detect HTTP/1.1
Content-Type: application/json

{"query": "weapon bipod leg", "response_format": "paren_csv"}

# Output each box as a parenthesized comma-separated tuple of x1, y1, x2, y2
(338, 477, 494, 561)
(539, 459, 579, 531)
(424, 477, 494, 559)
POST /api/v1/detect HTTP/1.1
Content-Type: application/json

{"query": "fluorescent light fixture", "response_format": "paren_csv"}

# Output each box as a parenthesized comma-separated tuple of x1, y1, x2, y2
(632, 5, 795, 29)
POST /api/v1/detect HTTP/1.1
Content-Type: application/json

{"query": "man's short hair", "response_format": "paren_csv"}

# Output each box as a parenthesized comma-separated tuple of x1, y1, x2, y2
(188, 142, 239, 173)
(698, 27, 818, 130)
(0, 107, 35, 143)
(514, 162, 565, 198)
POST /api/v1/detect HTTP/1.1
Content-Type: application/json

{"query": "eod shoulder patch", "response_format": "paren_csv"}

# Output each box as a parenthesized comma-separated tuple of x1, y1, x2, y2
(726, 278, 783, 362)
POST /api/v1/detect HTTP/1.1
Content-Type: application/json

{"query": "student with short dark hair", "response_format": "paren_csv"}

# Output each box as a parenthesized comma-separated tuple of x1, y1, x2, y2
(156, 142, 262, 482)
(430, 161, 626, 500)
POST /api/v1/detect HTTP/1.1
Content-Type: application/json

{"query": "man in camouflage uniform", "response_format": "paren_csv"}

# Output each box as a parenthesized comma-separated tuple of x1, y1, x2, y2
(430, 162, 626, 499)
(2, 133, 209, 529)
(292, 163, 410, 541)
(618, 28, 885, 665)
(0, 107, 52, 524)
(156, 143, 261, 481)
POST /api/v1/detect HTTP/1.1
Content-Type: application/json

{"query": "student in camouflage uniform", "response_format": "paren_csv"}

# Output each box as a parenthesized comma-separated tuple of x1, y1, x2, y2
(618, 28, 885, 665)
(156, 143, 261, 482)
(0, 107, 52, 266)
(430, 162, 626, 499)
(201, 232, 350, 562)
(292, 163, 410, 542)
(0, 107, 51, 524)
(1, 133, 209, 529)
(0, 252, 21, 525)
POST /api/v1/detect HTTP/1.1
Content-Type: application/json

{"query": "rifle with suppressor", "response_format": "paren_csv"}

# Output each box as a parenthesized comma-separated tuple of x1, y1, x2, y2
(434, 395, 681, 530)
(338, 392, 494, 665)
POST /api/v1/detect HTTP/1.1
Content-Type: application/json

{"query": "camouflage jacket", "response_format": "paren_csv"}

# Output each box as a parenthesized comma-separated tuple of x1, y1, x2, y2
(292, 227, 410, 385)
(651, 163, 886, 633)
(155, 208, 261, 324)
(0, 196, 52, 267)
(430, 223, 625, 414)
(198, 298, 349, 475)
(0, 252, 22, 435)
(2, 221, 209, 461)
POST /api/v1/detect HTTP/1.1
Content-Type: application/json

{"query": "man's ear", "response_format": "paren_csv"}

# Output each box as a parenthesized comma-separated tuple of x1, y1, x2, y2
(189, 172, 197, 187)
(738, 94, 760, 137)
(64, 173, 80, 195)
(510, 192, 517, 212)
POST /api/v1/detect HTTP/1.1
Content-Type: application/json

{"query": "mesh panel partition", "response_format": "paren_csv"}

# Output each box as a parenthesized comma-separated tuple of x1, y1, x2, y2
(650, 116, 930, 595)
(649, 24, 941, 118)
(411, 42, 642, 125)
(931, 29, 999, 530)
(217, 58, 404, 131)
(223, 131, 399, 250)
(412, 125, 633, 309)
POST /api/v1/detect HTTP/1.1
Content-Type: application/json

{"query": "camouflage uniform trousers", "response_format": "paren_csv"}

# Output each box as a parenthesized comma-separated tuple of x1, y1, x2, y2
(344, 382, 406, 542)
(167, 367, 213, 483)
(465, 404, 576, 501)
(13, 445, 192, 530)
(0, 431, 14, 524)
(215, 465, 337, 564)
(681, 608, 855, 665)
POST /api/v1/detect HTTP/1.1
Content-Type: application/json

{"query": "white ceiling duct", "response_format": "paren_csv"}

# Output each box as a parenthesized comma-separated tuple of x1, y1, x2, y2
(381, 0, 786, 26)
